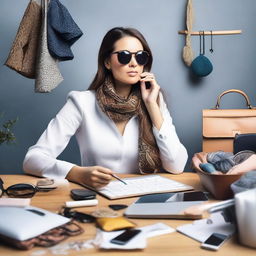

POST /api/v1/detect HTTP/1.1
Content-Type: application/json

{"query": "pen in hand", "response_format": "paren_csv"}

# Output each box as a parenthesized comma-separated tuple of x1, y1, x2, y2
(110, 174, 127, 185)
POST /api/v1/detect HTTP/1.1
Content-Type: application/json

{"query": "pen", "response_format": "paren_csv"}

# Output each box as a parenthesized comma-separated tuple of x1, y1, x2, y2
(111, 174, 127, 185)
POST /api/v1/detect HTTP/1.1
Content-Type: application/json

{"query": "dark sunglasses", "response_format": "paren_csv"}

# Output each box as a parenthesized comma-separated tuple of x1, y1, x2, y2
(60, 207, 96, 223)
(112, 50, 149, 65)
(0, 178, 56, 198)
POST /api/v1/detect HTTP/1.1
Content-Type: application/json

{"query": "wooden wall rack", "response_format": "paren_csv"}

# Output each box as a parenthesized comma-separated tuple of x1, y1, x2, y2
(178, 30, 242, 35)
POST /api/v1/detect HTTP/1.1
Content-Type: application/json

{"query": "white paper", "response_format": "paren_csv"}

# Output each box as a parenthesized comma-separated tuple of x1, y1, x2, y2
(98, 175, 193, 199)
(94, 223, 175, 250)
(176, 212, 235, 242)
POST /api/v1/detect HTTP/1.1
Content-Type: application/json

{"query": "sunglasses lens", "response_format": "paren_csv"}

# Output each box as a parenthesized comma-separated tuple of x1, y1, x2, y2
(6, 184, 36, 198)
(135, 51, 149, 65)
(117, 51, 131, 64)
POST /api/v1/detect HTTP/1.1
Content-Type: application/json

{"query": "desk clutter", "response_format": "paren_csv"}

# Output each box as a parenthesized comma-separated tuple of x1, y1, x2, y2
(1, 175, 256, 253)
(0, 206, 83, 250)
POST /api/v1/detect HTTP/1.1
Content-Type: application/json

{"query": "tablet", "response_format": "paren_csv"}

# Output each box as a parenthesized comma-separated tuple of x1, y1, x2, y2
(124, 191, 208, 219)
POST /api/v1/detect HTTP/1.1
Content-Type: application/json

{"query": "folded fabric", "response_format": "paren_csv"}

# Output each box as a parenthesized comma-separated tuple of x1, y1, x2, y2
(35, 0, 63, 92)
(47, 0, 83, 61)
(5, 0, 41, 78)
(231, 170, 256, 194)
(199, 163, 217, 173)
(96, 217, 136, 232)
(207, 151, 234, 164)
(207, 151, 235, 173)
(206, 150, 255, 173)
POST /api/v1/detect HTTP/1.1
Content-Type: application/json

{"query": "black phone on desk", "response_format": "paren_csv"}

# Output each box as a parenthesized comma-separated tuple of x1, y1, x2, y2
(70, 189, 96, 200)
(110, 229, 142, 245)
(201, 233, 230, 251)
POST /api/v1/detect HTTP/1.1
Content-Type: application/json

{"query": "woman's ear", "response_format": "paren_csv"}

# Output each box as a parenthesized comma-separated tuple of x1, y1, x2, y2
(104, 59, 111, 70)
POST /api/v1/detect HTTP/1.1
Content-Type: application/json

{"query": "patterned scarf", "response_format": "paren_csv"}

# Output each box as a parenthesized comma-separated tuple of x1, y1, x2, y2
(96, 78, 162, 174)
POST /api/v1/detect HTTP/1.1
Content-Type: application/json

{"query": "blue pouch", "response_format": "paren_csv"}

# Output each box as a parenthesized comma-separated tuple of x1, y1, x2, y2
(191, 54, 213, 77)
(190, 31, 213, 77)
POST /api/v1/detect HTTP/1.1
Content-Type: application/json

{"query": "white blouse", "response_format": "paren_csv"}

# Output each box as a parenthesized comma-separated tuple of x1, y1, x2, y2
(23, 90, 188, 179)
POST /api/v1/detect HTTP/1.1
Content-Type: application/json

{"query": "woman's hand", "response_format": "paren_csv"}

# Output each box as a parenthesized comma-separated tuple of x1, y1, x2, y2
(140, 72, 160, 105)
(139, 72, 163, 130)
(227, 154, 256, 175)
(66, 165, 113, 189)
(191, 152, 208, 170)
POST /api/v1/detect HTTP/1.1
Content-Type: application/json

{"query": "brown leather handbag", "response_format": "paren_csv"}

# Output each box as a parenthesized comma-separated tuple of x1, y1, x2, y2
(202, 89, 256, 152)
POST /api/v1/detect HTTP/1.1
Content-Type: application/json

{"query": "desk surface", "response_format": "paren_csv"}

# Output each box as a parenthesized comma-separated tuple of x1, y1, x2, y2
(0, 173, 254, 256)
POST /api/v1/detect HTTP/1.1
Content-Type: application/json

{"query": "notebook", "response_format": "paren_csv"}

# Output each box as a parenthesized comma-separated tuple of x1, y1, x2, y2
(124, 191, 208, 219)
(95, 175, 193, 199)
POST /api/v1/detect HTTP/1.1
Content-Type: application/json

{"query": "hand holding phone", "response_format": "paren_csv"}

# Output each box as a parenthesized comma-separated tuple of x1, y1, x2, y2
(110, 229, 141, 245)
(201, 233, 229, 251)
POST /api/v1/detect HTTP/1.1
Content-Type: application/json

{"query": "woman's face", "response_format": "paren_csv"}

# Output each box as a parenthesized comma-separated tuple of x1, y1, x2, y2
(105, 36, 145, 86)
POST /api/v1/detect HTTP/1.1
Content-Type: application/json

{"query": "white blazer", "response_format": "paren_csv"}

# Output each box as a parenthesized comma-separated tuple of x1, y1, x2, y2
(23, 90, 188, 179)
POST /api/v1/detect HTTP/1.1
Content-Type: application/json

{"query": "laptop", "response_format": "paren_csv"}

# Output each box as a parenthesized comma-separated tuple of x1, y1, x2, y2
(124, 191, 208, 219)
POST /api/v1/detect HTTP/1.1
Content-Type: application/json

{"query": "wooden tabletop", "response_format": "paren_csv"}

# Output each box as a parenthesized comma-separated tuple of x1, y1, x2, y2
(0, 173, 254, 256)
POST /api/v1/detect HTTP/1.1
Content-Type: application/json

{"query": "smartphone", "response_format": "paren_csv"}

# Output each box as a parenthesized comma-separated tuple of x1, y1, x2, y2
(201, 233, 229, 251)
(183, 191, 208, 201)
(145, 81, 151, 89)
(70, 189, 96, 200)
(110, 229, 141, 245)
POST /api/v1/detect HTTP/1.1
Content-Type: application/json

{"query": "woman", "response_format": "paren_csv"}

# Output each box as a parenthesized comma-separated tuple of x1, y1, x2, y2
(23, 27, 188, 188)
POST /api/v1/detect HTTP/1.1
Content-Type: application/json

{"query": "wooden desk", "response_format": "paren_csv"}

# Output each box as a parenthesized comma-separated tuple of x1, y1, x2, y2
(0, 174, 254, 256)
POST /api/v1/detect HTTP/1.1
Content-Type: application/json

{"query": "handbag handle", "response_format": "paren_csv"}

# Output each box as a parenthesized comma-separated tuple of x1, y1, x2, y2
(214, 89, 254, 109)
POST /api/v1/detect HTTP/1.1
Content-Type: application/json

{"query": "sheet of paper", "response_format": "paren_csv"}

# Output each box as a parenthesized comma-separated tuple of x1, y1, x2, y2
(176, 212, 236, 242)
(94, 223, 175, 250)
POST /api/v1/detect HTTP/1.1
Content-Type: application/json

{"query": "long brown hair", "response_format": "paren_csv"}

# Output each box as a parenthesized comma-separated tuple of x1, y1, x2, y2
(88, 27, 153, 90)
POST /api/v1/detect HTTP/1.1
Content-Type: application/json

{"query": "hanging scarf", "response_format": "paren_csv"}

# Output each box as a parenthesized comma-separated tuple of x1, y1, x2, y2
(96, 78, 162, 174)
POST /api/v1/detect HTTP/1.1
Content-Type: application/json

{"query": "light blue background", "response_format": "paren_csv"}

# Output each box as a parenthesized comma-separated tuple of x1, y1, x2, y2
(1, 0, 256, 174)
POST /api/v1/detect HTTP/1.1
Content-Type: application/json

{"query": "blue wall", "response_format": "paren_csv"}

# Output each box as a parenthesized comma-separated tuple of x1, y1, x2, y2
(1, 0, 256, 174)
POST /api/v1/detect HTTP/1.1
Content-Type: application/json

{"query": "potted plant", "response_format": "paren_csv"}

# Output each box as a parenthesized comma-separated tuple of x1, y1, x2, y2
(0, 113, 18, 145)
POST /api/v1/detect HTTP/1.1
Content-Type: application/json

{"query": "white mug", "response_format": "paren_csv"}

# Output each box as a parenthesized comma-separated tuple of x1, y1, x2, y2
(235, 188, 256, 248)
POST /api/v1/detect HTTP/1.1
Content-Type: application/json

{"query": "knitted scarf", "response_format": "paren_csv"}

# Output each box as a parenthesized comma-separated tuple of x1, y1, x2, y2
(96, 78, 162, 174)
